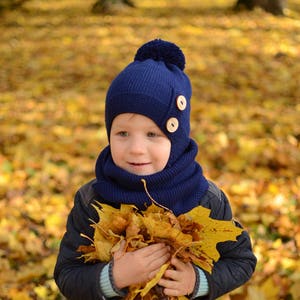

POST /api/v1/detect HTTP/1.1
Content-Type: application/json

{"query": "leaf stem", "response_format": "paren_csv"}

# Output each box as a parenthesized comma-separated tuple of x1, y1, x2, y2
(141, 179, 173, 213)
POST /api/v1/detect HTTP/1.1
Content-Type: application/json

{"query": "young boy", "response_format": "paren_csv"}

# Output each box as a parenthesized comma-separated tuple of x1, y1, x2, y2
(54, 39, 256, 300)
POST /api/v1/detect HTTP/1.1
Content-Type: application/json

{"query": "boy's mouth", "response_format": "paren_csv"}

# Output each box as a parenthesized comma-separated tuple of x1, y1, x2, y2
(129, 162, 150, 166)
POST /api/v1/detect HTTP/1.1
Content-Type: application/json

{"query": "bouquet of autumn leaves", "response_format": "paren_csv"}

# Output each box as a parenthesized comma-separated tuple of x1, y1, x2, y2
(78, 180, 243, 300)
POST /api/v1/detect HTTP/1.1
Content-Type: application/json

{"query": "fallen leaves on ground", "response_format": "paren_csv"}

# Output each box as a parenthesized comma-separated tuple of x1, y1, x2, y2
(0, 0, 300, 299)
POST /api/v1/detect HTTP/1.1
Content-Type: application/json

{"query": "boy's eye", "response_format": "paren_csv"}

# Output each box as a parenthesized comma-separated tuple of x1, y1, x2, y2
(147, 132, 157, 137)
(118, 131, 128, 137)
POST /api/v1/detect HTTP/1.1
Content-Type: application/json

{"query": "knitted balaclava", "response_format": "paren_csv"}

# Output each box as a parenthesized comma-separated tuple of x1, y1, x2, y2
(105, 39, 192, 166)
(94, 39, 209, 215)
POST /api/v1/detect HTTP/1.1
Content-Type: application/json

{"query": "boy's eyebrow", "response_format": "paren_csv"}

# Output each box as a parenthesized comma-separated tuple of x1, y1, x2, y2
(111, 122, 129, 128)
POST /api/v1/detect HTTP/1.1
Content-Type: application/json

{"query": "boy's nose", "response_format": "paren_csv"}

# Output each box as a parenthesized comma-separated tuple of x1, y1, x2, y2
(129, 137, 144, 154)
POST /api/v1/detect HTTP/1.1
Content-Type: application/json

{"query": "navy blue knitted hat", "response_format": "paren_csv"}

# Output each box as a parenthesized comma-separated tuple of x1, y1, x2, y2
(105, 39, 192, 166)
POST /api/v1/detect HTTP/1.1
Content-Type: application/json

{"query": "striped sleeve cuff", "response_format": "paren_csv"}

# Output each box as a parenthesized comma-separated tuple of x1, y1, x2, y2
(100, 261, 128, 298)
(100, 263, 119, 298)
(192, 267, 209, 298)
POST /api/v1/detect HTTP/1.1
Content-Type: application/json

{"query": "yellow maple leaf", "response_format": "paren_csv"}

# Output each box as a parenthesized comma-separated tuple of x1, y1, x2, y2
(140, 262, 170, 298)
(142, 207, 193, 245)
(184, 206, 243, 270)
(78, 181, 244, 299)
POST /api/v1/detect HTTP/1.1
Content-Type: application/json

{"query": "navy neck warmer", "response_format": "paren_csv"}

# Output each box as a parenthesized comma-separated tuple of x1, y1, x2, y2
(92, 139, 208, 216)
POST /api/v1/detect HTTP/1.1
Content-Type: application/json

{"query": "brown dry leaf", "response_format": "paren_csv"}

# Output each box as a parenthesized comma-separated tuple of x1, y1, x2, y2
(142, 208, 193, 245)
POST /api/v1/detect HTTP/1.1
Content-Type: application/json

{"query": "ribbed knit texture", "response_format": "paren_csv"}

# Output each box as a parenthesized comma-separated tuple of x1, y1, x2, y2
(195, 268, 209, 297)
(93, 139, 208, 216)
(100, 264, 119, 298)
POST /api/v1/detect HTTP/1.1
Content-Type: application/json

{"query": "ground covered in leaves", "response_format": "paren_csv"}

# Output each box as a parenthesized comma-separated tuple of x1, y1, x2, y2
(0, 0, 300, 299)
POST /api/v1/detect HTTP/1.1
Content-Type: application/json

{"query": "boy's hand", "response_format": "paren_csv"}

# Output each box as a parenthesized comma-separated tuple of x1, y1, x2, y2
(112, 240, 170, 289)
(158, 257, 196, 297)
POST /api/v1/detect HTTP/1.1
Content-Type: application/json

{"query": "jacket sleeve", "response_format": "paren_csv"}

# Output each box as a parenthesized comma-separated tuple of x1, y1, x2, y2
(54, 181, 112, 300)
(196, 182, 257, 300)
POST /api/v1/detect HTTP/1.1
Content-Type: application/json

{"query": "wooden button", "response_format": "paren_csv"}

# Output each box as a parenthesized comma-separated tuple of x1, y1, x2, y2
(176, 95, 187, 111)
(166, 117, 179, 133)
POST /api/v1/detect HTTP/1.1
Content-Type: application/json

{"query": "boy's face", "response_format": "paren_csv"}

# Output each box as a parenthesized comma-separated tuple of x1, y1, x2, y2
(110, 113, 171, 176)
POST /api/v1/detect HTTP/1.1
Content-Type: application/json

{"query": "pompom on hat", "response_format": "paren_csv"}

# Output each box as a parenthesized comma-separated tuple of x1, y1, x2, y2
(105, 39, 192, 166)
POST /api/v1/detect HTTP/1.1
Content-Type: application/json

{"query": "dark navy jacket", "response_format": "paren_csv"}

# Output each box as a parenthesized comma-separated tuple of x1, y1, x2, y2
(54, 179, 256, 300)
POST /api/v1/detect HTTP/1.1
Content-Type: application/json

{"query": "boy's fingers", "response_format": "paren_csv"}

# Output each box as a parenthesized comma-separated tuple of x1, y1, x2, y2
(163, 268, 180, 281)
(170, 257, 184, 269)
(112, 240, 127, 260)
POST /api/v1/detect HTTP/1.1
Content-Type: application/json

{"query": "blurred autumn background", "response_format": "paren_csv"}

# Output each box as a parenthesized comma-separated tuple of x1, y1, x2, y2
(0, 0, 300, 299)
